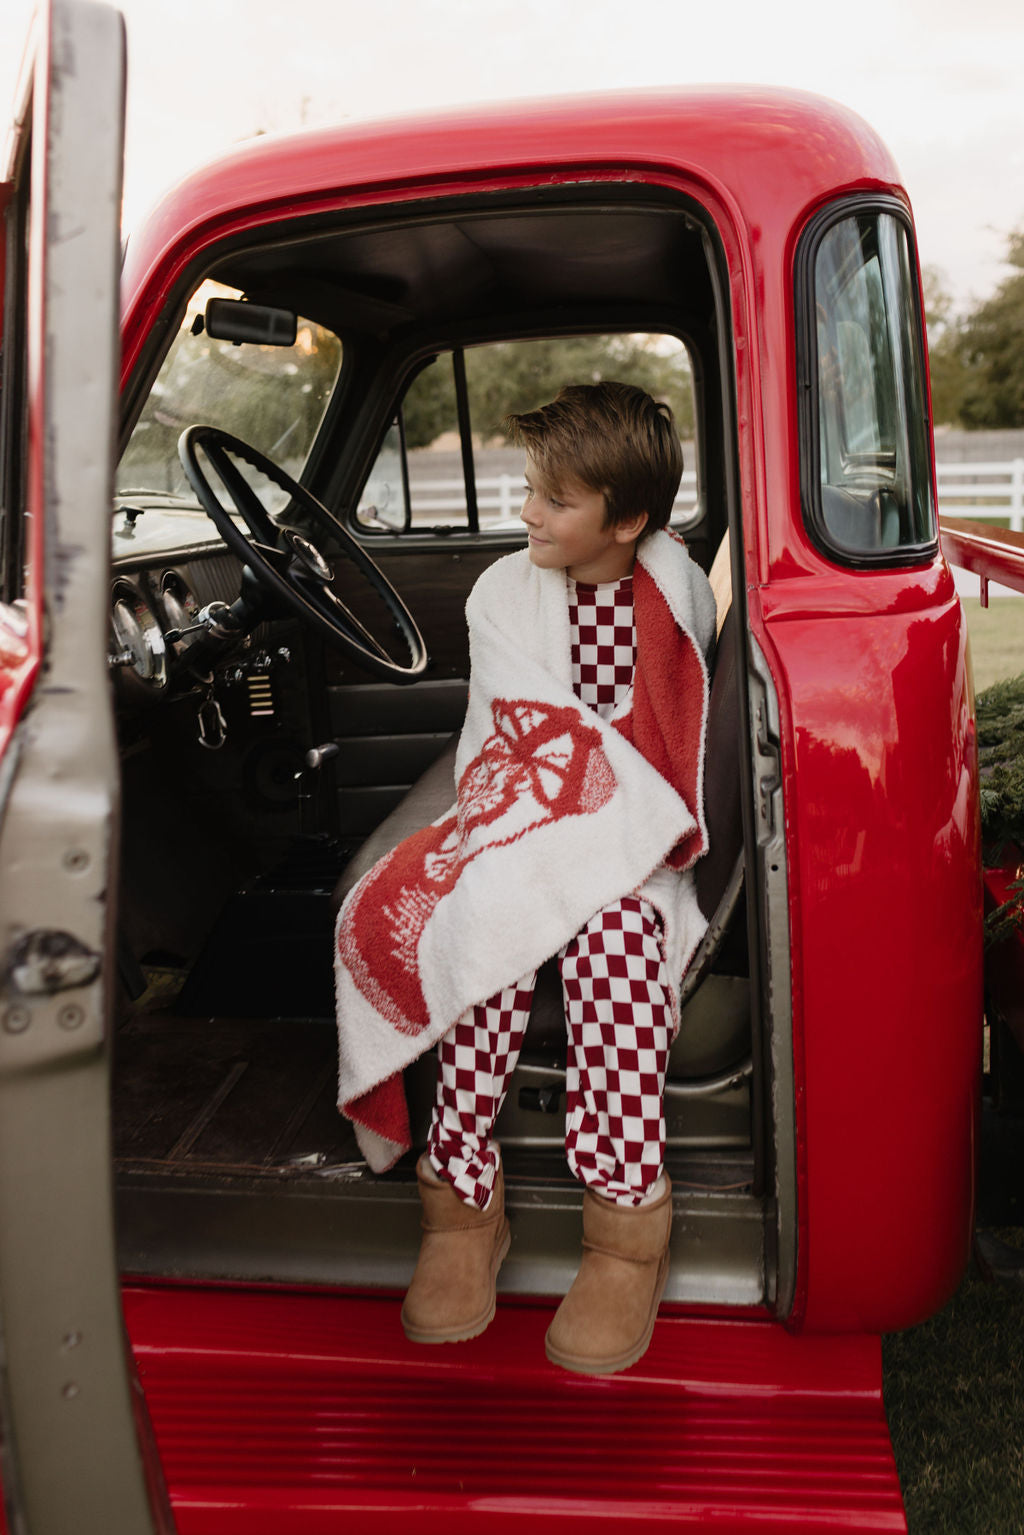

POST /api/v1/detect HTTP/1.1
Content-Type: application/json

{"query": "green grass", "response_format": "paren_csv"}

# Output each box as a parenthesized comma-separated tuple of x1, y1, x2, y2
(963, 596, 1024, 694)
(880, 599, 1024, 1527)
(884, 1236, 1024, 1532)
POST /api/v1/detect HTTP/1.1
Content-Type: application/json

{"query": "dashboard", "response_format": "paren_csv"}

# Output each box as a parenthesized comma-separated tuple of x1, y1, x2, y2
(109, 546, 248, 698)
(109, 490, 263, 701)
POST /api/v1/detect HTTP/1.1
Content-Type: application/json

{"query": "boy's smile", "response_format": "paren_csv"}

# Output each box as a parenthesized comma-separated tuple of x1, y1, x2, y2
(520, 456, 647, 584)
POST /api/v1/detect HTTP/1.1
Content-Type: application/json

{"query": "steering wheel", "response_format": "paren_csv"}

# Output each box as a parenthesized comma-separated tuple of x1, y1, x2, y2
(178, 425, 428, 683)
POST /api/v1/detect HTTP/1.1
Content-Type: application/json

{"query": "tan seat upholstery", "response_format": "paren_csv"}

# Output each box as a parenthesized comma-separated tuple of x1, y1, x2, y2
(332, 738, 458, 915)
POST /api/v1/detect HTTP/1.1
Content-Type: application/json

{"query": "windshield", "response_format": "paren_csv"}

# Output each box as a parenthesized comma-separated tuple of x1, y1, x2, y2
(117, 280, 343, 514)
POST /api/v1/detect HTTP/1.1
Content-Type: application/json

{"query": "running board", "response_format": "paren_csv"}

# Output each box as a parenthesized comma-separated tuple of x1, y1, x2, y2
(124, 1284, 906, 1532)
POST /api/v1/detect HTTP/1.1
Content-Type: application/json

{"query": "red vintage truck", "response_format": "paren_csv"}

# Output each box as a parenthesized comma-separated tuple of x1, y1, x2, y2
(0, 1, 983, 1529)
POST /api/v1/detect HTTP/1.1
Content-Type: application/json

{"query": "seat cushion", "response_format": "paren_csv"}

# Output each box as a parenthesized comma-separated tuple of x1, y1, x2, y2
(331, 735, 458, 914)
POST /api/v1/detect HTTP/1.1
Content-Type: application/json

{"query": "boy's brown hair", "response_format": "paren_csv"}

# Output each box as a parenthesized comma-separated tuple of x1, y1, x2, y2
(505, 380, 683, 540)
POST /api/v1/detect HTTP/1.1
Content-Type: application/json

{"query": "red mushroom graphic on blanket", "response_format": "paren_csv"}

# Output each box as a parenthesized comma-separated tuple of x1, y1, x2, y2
(338, 699, 615, 1035)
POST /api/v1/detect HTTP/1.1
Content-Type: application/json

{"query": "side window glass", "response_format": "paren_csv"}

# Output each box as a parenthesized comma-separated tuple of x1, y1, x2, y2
(357, 420, 411, 532)
(406, 356, 467, 526)
(355, 334, 698, 536)
(804, 209, 936, 561)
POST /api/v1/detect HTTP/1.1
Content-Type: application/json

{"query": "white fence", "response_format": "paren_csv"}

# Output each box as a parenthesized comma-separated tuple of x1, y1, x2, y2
(936, 459, 1024, 532)
(407, 469, 700, 527)
(399, 460, 1024, 536)
(412, 462, 1024, 528)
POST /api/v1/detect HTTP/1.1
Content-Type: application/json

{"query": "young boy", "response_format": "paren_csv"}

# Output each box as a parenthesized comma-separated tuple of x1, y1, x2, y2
(335, 381, 716, 1375)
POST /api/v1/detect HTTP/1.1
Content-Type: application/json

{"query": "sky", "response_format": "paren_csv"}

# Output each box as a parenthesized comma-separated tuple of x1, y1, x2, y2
(3, 0, 1024, 314)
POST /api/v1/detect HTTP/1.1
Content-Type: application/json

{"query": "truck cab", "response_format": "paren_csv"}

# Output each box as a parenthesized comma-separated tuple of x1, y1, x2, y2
(0, 3, 981, 1529)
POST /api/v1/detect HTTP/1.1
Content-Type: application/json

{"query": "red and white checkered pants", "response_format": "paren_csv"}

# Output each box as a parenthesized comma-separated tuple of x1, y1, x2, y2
(428, 894, 672, 1211)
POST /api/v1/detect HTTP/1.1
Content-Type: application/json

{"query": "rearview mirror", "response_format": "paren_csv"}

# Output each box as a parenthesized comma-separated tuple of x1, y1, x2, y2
(202, 297, 298, 347)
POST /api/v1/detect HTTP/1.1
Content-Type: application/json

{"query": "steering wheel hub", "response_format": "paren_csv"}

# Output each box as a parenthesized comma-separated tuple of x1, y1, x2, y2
(283, 529, 334, 583)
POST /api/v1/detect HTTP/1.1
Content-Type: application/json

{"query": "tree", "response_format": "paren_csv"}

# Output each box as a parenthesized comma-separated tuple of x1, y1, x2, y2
(401, 357, 458, 450)
(922, 266, 970, 427)
(400, 334, 696, 450)
(958, 230, 1024, 429)
(466, 335, 695, 441)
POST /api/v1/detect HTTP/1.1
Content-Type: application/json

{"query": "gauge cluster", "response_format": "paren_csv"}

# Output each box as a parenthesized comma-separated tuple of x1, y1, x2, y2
(108, 568, 212, 698)
(109, 539, 310, 740)
(109, 580, 168, 689)
(159, 571, 199, 639)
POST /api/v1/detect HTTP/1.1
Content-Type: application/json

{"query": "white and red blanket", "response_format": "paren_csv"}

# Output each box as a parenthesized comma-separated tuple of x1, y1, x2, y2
(335, 529, 716, 1170)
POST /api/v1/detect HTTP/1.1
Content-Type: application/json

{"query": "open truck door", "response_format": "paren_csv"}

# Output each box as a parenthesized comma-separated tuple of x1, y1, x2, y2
(0, 3, 171, 1529)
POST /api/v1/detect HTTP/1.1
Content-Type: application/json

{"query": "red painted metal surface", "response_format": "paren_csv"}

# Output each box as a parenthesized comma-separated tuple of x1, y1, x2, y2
(124, 1282, 906, 1532)
(759, 558, 981, 1331)
(940, 516, 1024, 599)
(120, 88, 900, 432)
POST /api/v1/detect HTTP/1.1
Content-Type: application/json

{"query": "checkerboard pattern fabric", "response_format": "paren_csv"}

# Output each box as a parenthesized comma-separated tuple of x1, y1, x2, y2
(429, 974, 537, 1210)
(560, 897, 671, 1203)
(568, 576, 636, 719)
(428, 896, 670, 1210)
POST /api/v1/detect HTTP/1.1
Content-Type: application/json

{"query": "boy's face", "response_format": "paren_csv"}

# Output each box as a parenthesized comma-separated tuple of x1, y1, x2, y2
(520, 456, 647, 584)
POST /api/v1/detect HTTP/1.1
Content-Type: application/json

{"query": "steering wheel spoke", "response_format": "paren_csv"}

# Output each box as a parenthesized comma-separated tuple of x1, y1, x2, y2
(199, 436, 282, 544)
(178, 425, 428, 682)
(311, 584, 394, 663)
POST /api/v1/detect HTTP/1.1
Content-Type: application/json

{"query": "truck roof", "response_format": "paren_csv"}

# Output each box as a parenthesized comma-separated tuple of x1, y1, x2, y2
(121, 85, 904, 354)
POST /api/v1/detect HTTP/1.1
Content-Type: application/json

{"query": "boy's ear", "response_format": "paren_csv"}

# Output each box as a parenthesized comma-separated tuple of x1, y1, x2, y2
(614, 510, 649, 544)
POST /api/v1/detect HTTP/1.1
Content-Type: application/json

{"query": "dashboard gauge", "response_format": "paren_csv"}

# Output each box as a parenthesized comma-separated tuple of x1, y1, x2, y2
(160, 571, 200, 643)
(109, 583, 168, 687)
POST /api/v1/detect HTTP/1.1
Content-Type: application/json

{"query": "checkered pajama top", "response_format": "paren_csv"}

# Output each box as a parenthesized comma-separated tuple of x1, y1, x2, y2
(567, 575, 636, 720)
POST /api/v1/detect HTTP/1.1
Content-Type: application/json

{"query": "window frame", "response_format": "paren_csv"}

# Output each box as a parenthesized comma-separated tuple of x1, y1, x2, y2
(795, 195, 938, 570)
(351, 330, 704, 543)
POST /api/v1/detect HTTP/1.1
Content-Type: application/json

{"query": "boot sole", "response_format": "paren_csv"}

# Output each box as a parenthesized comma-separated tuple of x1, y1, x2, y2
(544, 1247, 670, 1376)
(400, 1219, 511, 1345)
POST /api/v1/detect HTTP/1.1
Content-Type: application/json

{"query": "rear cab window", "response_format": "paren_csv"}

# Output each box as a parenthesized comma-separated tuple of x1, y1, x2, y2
(798, 203, 937, 565)
(356, 334, 700, 538)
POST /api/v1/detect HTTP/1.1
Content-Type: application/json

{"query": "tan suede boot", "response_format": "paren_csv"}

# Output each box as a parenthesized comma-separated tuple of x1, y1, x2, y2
(401, 1154, 511, 1344)
(544, 1176, 672, 1375)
